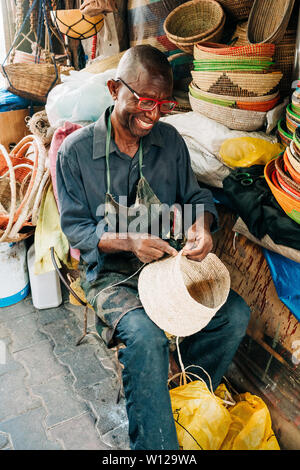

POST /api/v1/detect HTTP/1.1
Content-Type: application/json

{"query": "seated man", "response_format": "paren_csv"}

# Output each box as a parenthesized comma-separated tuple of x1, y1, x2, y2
(56, 45, 250, 450)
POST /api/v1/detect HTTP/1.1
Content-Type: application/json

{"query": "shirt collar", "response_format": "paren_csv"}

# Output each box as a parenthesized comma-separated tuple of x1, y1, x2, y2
(92, 107, 165, 160)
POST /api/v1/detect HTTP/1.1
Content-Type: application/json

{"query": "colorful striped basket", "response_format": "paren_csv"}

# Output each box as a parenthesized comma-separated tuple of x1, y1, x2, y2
(189, 93, 266, 130)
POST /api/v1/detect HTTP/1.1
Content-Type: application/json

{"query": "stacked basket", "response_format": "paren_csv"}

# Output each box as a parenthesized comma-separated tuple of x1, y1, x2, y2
(188, 42, 283, 131)
(163, 0, 226, 54)
(277, 87, 300, 148)
(265, 126, 300, 225)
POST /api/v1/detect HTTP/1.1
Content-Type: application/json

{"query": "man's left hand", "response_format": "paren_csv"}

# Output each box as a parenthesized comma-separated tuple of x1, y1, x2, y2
(182, 212, 213, 262)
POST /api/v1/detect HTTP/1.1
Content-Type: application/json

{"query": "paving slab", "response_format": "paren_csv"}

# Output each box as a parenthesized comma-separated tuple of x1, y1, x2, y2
(3, 312, 48, 353)
(0, 337, 23, 377)
(0, 295, 35, 322)
(0, 367, 41, 422)
(32, 374, 89, 428)
(14, 341, 68, 387)
(80, 377, 128, 436)
(49, 412, 112, 450)
(0, 407, 62, 450)
(102, 422, 130, 450)
(59, 342, 111, 390)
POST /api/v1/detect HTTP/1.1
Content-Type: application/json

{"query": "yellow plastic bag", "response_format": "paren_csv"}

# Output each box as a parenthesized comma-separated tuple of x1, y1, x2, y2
(219, 137, 284, 168)
(169, 380, 232, 450)
(169, 380, 280, 450)
(219, 392, 280, 450)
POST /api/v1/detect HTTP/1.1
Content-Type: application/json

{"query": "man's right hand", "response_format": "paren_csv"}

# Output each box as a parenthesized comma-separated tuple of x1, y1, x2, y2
(128, 233, 178, 263)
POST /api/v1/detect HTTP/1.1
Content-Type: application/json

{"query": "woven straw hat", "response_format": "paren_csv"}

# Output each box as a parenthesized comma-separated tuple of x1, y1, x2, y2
(138, 252, 230, 337)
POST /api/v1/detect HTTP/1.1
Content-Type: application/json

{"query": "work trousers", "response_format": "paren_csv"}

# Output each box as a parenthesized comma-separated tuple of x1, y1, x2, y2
(114, 289, 250, 450)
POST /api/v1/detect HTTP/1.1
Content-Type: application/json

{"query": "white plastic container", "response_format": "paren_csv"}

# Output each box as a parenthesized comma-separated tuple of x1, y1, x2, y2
(27, 244, 62, 309)
(0, 241, 30, 307)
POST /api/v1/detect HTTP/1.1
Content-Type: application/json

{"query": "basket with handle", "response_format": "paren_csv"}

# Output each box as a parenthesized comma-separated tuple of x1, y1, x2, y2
(1, 0, 68, 103)
(0, 135, 49, 243)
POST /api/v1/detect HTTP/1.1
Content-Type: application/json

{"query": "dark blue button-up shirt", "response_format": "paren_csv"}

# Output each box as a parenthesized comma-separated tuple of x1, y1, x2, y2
(56, 108, 218, 281)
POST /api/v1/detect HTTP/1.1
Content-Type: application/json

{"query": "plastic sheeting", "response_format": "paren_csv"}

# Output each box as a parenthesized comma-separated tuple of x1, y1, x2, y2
(263, 248, 300, 321)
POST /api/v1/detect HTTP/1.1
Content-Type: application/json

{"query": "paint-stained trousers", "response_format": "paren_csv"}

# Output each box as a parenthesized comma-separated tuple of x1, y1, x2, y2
(114, 289, 250, 450)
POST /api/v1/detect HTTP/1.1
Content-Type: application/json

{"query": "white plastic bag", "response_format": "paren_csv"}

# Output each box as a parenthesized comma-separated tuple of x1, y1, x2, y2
(45, 69, 115, 128)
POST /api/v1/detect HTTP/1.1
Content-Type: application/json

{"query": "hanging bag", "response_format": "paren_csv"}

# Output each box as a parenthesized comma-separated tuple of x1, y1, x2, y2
(1, 0, 66, 103)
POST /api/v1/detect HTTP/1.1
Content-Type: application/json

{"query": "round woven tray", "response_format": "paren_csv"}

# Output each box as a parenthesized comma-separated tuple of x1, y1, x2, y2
(191, 70, 283, 97)
(189, 93, 266, 131)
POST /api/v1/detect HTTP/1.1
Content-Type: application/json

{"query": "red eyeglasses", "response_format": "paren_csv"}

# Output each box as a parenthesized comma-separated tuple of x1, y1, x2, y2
(116, 77, 177, 113)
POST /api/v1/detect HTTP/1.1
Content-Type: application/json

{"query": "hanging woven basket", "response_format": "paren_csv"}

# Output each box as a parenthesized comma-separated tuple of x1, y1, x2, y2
(1, 62, 58, 103)
(1, 0, 69, 103)
(50, 9, 104, 40)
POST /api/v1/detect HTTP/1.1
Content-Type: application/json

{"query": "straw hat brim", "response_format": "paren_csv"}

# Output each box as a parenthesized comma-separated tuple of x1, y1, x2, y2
(138, 253, 230, 337)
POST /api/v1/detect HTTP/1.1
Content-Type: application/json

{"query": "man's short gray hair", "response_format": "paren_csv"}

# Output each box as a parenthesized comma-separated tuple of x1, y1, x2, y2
(115, 45, 172, 84)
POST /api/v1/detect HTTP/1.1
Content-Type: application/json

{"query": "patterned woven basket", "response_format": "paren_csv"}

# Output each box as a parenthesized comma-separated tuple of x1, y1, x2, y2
(191, 70, 283, 97)
(189, 83, 279, 111)
(217, 0, 254, 20)
(247, 0, 295, 44)
(194, 42, 275, 59)
(189, 93, 266, 130)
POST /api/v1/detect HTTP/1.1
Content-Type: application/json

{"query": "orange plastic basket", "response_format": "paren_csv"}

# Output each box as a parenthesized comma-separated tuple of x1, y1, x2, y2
(265, 157, 300, 224)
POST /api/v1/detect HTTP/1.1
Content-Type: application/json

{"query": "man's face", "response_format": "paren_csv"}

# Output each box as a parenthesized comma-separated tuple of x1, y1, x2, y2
(111, 66, 173, 138)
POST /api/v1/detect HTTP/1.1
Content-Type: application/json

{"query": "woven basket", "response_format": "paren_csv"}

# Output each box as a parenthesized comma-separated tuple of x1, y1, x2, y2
(164, 0, 224, 42)
(193, 58, 273, 72)
(189, 83, 279, 111)
(247, 0, 295, 44)
(189, 93, 266, 130)
(265, 158, 300, 224)
(191, 70, 283, 97)
(168, 15, 226, 54)
(287, 146, 300, 174)
(1, 63, 58, 103)
(190, 82, 279, 102)
(194, 42, 275, 59)
(0, 136, 48, 243)
(277, 118, 293, 148)
(217, 0, 254, 21)
(274, 28, 297, 97)
(283, 148, 300, 185)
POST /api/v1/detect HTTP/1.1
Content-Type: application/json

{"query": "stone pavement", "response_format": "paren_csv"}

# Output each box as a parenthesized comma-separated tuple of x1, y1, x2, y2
(0, 287, 130, 450)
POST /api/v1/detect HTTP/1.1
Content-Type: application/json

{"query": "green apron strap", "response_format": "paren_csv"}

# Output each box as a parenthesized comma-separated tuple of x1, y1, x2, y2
(105, 111, 112, 195)
(138, 140, 144, 179)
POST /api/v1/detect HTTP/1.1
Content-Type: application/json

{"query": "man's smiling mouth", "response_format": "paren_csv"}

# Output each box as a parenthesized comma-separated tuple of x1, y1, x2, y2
(135, 117, 154, 130)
